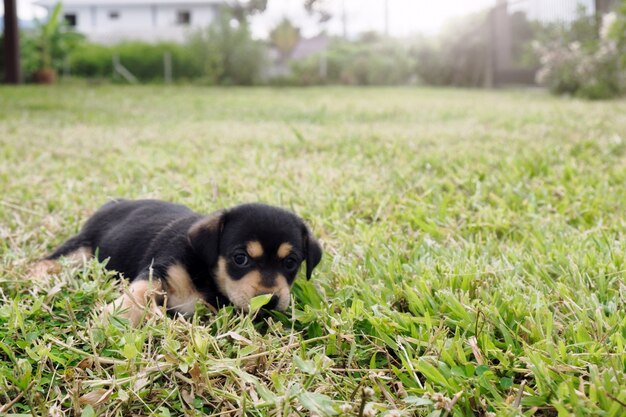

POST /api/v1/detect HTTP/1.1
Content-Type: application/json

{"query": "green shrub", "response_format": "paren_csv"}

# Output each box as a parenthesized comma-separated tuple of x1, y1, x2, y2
(609, 2, 626, 69)
(185, 9, 267, 85)
(67, 9, 266, 84)
(409, 12, 489, 87)
(69, 43, 113, 78)
(289, 13, 492, 88)
(69, 42, 205, 82)
(1, 31, 40, 81)
(290, 35, 413, 86)
(117, 42, 204, 81)
(17, 3, 85, 80)
(534, 6, 625, 99)
(19, 32, 41, 80)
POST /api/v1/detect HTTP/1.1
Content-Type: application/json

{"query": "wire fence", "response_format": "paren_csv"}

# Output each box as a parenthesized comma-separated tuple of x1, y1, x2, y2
(509, 0, 594, 23)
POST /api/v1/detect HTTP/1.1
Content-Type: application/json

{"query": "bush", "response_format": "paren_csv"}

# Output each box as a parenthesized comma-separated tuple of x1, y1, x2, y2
(1, 29, 48, 81)
(16, 3, 85, 81)
(534, 8, 625, 99)
(69, 42, 204, 82)
(409, 12, 489, 87)
(67, 8, 266, 84)
(535, 39, 623, 99)
(68, 43, 113, 78)
(290, 34, 413, 86)
(20, 31, 43, 80)
(287, 12, 492, 88)
(185, 9, 267, 85)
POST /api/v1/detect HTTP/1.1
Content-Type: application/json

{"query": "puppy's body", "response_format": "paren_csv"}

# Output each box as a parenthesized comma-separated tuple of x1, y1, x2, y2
(39, 199, 321, 324)
(50, 200, 199, 279)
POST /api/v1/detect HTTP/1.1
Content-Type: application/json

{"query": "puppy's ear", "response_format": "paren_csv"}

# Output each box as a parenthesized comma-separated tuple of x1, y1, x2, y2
(303, 227, 322, 280)
(188, 210, 226, 266)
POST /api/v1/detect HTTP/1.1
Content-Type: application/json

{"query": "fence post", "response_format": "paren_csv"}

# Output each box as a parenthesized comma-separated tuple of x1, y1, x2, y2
(63, 56, 71, 78)
(487, 0, 513, 87)
(113, 53, 119, 80)
(164, 52, 172, 84)
(484, 8, 494, 88)
(319, 48, 327, 81)
(112, 53, 138, 84)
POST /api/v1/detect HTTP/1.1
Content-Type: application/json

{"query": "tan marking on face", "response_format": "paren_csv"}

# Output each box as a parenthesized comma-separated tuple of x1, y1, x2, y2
(273, 274, 291, 311)
(246, 240, 264, 258)
(103, 279, 164, 327)
(277, 242, 293, 259)
(165, 263, 203, 315)
(215, 257, 291, 312)
(26, 246, 93, 281)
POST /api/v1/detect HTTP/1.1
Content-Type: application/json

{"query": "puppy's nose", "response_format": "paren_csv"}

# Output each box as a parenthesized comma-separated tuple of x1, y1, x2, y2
(264, 294, 280, 310)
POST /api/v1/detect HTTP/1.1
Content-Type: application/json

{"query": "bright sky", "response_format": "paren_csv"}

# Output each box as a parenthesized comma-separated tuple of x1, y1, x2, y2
(250, 0, 497, 37)
(10, 0, 498, 36)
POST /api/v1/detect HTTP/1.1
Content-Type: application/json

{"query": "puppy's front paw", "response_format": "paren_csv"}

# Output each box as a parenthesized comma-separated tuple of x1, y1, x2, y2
(26, 260, 62, 282)
(101, 280, 164, 327)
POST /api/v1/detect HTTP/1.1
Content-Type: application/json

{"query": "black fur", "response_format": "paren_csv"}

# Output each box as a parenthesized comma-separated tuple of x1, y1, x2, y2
(46, 199, 322, 312)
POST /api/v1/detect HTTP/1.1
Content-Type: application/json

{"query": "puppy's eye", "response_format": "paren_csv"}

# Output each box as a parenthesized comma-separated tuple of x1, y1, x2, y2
(283, 257, 298, 272)
(233, 253, 249, 267)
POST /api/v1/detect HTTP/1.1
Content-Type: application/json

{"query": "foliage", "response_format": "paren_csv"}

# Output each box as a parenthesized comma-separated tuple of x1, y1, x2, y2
(534, 6, 625, 99)
(509, 11, 536, 67)
(304, 0, 332, 23)
(609, 1, 626, 64)
(39, 2, 64, 69)
(269, 17, 301, 62)
(2, 86, 626, 416)
(290, 34, 413, 86)
(226, 0, 268, 23)
(67, 10, 266, 85)
(0, 31, 52, 82)
(185, 9, 267, 85)
(285, 11, 497, 88)
(20, 2, 84, 75)
(69, 42, 204, 82)
(4, 3, 266, 84)
(409, 12, 490, 87)
(67, 43, 113, 79)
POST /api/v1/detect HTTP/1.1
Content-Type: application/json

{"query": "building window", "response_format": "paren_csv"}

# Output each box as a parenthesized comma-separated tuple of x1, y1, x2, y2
(109, 11, 120, 20)
(176, 10, 191, 25)
(64, 13, 77, 27)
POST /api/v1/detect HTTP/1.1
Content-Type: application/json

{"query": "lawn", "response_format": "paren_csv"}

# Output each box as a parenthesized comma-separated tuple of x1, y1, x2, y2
(1, 85, 625, 417)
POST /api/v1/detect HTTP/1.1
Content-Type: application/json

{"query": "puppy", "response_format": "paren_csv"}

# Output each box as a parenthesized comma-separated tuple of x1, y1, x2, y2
(33, 199, 322, 325)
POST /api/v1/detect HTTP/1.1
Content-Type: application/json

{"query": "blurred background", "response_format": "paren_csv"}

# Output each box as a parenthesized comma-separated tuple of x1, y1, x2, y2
(1, 0, 625, 99)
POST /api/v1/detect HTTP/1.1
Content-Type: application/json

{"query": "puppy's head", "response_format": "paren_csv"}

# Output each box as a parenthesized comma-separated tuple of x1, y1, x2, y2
(188, 203, 322, 312)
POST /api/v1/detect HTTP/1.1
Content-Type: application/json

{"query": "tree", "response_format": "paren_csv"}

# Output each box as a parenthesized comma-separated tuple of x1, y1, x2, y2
(304, 0, 332, 23)
(224, 1, 333, 25)
(3, 0, 20, 83)
(186, 9, 266, 85)
(226, 0, 268, 23)
(269, 17, 300, 61)
(26, 2, 84, 83)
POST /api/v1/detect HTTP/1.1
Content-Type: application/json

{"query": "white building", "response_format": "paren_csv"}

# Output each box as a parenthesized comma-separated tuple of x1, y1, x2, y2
(33, 0, 222, 44)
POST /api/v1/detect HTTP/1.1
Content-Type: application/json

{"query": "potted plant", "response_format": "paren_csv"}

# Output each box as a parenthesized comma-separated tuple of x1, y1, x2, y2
(32, 3, 83, 84)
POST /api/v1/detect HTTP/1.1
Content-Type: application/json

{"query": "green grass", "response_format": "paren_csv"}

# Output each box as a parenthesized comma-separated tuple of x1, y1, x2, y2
(1, 85, 626, 417)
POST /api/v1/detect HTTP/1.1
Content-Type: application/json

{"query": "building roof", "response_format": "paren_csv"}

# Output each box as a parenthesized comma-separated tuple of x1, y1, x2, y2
(34, 0, 222, 6)
(290, 34, 329, 60)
